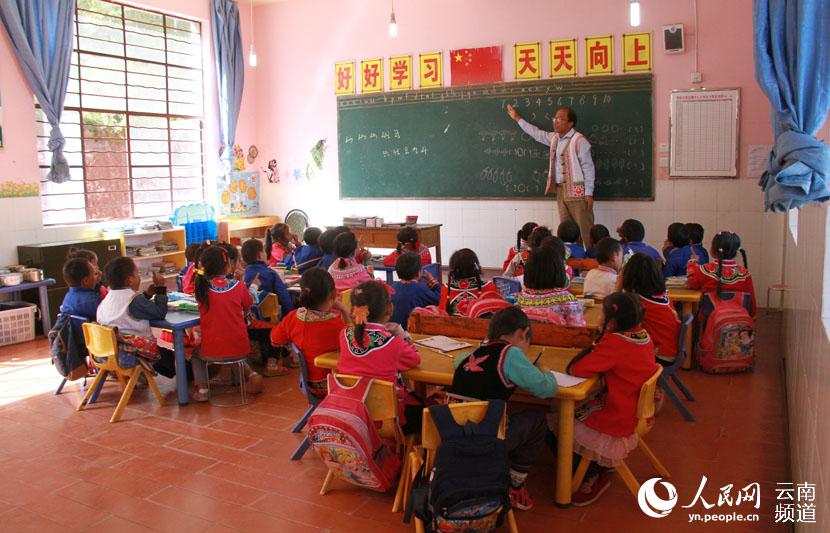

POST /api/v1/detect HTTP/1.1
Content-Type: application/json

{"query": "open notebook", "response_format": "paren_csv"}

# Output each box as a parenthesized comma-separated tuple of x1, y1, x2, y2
(415, 336, 472, 353)
(550, 371, 587, 388)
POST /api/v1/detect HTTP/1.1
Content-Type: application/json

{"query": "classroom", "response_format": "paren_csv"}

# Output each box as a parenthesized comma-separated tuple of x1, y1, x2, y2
(0, 0, 826, 531)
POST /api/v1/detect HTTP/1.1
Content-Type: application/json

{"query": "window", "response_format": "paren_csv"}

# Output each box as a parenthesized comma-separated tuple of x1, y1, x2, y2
(37, 0, 205, 225)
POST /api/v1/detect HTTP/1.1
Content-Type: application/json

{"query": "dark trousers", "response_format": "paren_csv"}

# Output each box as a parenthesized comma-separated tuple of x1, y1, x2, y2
(248, 328, 278, 361)
(504, 409, 547, 472)
(545, 430, 608, 481)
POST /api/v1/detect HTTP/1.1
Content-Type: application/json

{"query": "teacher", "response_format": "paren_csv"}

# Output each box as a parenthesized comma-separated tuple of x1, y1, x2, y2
(507, 104, 596, 248)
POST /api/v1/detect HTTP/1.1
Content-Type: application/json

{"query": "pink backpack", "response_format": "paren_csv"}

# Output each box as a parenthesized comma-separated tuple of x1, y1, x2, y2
(696, 292, 755, 373)
(307, 374, 401, 492)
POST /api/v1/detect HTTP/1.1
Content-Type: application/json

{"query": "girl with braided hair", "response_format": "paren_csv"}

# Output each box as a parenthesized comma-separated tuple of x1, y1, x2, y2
(686, 231, 756, 316)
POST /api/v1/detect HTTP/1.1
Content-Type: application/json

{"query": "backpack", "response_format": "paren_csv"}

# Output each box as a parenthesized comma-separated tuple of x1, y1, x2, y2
(306, 374, 401, 492)
(49, 313, 89, 381)
(696, 292, 755, 373)
(407, 400, 510, 532)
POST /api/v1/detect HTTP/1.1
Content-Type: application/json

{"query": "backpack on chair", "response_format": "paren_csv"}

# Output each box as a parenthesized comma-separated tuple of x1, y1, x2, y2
(407, 400, 510, 532)
(49, 313, 89, 381)
(306, 374, 401, 492)
(696, 291, 755, 373)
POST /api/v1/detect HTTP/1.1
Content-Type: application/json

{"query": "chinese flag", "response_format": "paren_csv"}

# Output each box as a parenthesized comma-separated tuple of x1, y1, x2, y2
(450, 46, 503, 85)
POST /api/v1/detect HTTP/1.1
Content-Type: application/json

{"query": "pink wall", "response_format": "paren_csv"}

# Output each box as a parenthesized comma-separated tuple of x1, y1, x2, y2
(251, 0, 772, 184)
(0, 0, 257, 264)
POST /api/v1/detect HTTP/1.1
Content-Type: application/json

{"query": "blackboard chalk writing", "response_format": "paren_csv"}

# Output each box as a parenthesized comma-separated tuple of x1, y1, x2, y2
(443, 124, 450, 133)
(479, 166, 514, 188)
(381, 145, 429, 158)
(479, 130, 518, 143)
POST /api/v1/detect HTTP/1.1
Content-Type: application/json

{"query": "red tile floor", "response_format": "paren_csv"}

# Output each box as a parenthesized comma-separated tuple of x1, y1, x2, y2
(0, 314, 789, 532)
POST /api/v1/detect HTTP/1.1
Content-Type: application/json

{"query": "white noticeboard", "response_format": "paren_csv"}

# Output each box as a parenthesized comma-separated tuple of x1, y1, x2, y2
(669, 89, 739, 177)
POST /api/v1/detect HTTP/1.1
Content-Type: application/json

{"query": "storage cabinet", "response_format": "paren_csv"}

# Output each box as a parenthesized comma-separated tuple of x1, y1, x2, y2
(217, 216, 280, 245)
(121, 228, 187, 290)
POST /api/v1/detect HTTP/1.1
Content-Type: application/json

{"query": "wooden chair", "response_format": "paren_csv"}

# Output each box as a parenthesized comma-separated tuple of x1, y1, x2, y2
(408, 401, 518, 533)
(572, 366, 669, 498)
(76, 323, 164, 423)
(339, 288, 353, 316)
(257, 293, 280, 324)
(318, 374, 414, 513)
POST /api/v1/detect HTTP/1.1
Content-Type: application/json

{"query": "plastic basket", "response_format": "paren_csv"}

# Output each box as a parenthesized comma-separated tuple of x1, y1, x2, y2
(171, 204, 218, 244)
(0, 302, 38, 347)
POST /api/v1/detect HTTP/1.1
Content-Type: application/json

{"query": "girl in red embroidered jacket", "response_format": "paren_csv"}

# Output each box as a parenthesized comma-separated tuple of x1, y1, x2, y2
(565, 292, 659, 505)
(687, 231, 756, 316)
(620, 252, 681, 364)
(502, 221, 538, 272)
(440, 248, 501, 316)
(382, 226, 432, 267)
(503, 225, 552, 277)
(338, 280, 422, 433)
(192, 245, 263, 402)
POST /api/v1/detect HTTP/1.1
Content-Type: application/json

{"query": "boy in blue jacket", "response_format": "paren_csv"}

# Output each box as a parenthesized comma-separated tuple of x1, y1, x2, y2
(285, 227, 324, 273)
(59, 258, 102, 320)
(241, 239, 294, 316)
(390, 252, 440, 329)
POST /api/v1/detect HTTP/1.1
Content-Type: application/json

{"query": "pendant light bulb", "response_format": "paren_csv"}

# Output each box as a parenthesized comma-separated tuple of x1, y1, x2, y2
(388, 11, 398, 37)
(249, 43, 257, 67)
(629, 0, 641, 27)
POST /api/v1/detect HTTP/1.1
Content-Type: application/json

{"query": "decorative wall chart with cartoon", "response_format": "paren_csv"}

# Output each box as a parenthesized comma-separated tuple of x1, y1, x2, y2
(217, 171, 259, 216)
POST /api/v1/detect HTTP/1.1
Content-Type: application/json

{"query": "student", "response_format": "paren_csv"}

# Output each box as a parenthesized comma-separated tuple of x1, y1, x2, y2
(265, 222, 301, 266)
(97, 257, 177, 377)
(181, 243, 206, 295)
(565, 291, 658, 506)
(517, 245, 585, 326)
(582, 237, 623, 299)
(558, 220, 586, 259)
(687, 231, 756, 316)
(441, 248, 501, 316)
(383, 226, 432, 267)
(503, 221, 538, 271)
(328, 231, 373, 294)
(68, 247, 106, 297)
(662, 222, 686, 261)
(59, 258, 102, 321)
(539, 235, 574, 282)
(621, 253, 681, 364)
(191, 245, 263, 401)
(448, 306, 557, 511)
(685, 222, 710, 264)
(390, 252, 440, 328)
(286, 227, 325, 273)
(318, 228, 339, 270)
(270, 268, 351, 398)
(337, 280, 421, 432)
(617, 219, 661, 262)
(503, 225, 553, 277)
(241, 238, 294, 316)
(663, 223, 705, 277)
(181, 242, 203, 277)
(585, 224, 610, 259)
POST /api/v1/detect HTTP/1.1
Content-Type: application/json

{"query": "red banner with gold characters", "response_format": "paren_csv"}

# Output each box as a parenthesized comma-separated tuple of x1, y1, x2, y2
(360, 58, 383, 93)
(549, 38, 577, 78)
(334, 61, 355, 95)
(585, 35, 614, 75)
(514, 41, 541, 80)
(389, 55, 413, 91)
(419, 51, 443, 88)
(623, 32, 652, 72)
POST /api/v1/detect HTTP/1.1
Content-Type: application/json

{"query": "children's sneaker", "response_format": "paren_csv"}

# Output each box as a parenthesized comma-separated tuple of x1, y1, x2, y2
(263, 357, 289, 377)
(192, 388, 209, 402)
(509, 482, 534, 511)
(571, 473, 611, 507)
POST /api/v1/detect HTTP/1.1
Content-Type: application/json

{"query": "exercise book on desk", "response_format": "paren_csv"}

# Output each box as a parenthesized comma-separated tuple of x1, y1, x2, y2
(550, 371, 587, 388)
(415, 336, 472, 353)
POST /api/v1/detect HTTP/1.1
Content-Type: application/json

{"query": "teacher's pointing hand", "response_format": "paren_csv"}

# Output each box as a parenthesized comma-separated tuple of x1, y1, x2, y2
(506, 104, 521, 122)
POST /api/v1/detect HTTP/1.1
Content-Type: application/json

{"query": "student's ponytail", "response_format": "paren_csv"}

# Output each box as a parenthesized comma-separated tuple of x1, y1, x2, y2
(715, 246, 724, 298)
(264, 225, 276, 261)
(194, 245, 228, 308)
(739, 248, 748, 269)
(474, 261, 483, 292)
(350, 281, 389, 349)
(516, 229, 523, 250)
(445, 271, 454, 314)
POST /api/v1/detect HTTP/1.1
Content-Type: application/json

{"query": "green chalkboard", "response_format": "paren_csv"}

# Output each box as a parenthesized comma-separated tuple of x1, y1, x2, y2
(337, 74, 653, 200)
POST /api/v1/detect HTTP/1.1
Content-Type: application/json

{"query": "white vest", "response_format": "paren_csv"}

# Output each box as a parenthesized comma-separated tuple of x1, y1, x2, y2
(547, 131, 587, 199)
(96, 288, 153, 338)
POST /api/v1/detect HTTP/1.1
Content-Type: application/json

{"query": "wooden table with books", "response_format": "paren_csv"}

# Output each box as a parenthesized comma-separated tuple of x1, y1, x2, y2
(315, 333, 598, 507)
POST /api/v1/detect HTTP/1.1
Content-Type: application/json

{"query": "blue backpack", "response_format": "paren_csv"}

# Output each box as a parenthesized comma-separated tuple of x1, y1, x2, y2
(407, 400, 510, 532)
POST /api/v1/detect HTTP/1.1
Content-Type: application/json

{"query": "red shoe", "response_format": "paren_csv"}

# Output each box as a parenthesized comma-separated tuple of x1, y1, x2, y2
(572, 473, 611, 507)
(509, 482, 534, 511)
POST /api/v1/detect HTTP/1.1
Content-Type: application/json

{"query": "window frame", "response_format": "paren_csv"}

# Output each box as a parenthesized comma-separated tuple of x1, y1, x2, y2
(38, 0, 206, 226)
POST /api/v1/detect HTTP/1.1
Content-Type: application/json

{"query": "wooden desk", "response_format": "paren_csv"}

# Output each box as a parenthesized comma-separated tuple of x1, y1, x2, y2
(315, 334, 597, 507)
(218, 216, 280, 244)
(571, 283, 701, 369)
(348, 224, 443, 264)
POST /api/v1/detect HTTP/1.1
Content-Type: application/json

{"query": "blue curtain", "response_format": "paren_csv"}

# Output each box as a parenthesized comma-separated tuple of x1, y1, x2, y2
(0, 0, 75, 183)
(753, 0, 830, 212)
(211, 0, 244, 153)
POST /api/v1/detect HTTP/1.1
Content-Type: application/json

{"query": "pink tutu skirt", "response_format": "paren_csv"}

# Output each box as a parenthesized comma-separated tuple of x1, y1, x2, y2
(573, 420, 639, 468)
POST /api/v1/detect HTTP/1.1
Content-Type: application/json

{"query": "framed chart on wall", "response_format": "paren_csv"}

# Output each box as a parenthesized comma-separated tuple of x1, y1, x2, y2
(669, 88, 740, 177)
